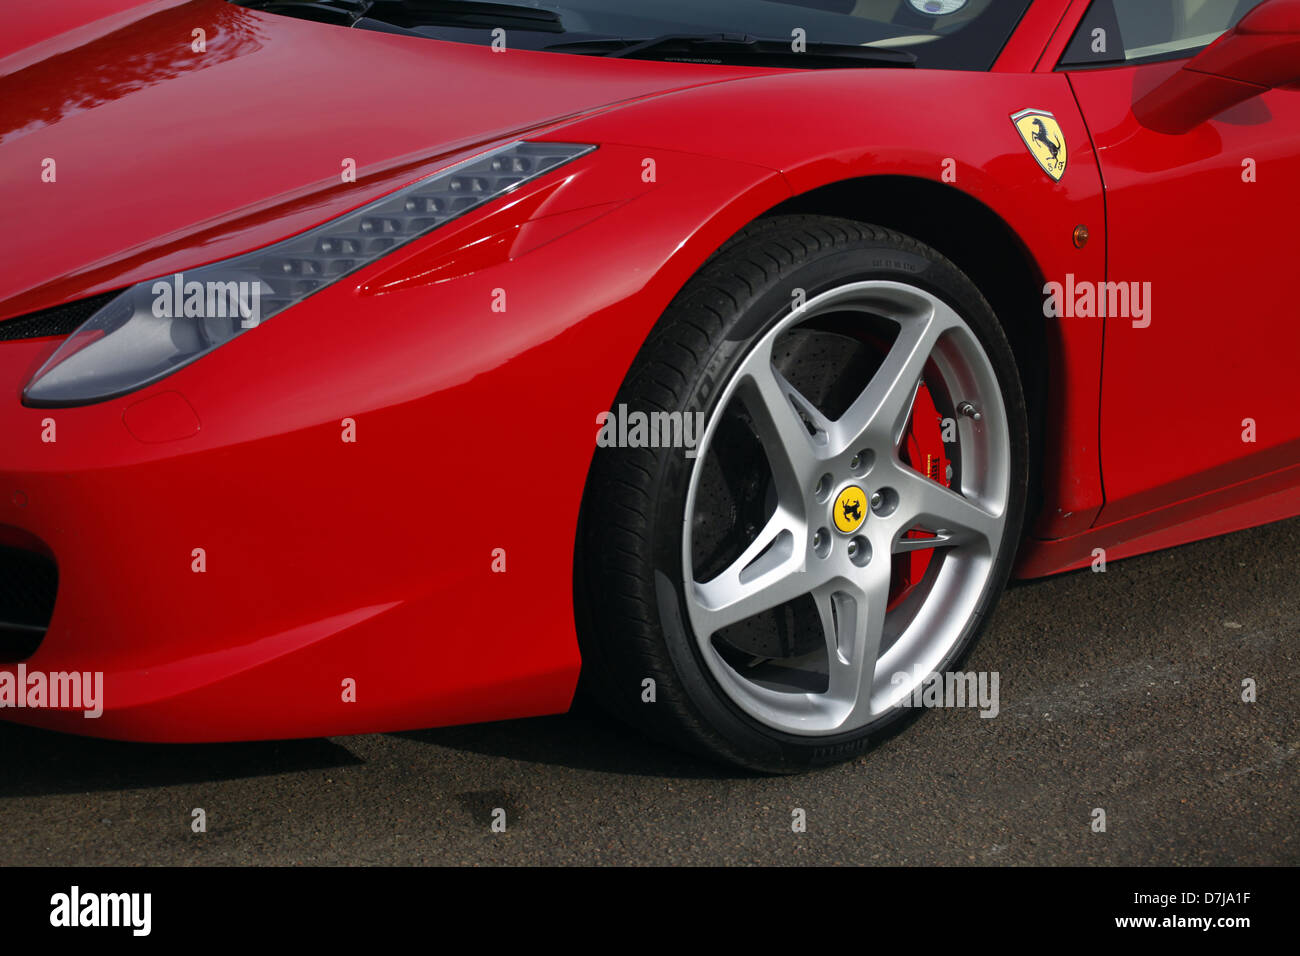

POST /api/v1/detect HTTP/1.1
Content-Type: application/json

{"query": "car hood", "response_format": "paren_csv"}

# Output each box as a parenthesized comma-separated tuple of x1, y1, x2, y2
(0, 0, 771, 319)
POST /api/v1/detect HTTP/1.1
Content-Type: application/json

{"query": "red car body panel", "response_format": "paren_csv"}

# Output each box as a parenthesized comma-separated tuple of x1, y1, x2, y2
(0, 0, 1296, 740)
(1015, 0, 1300, 574)
(1073, 61, 1300, 519)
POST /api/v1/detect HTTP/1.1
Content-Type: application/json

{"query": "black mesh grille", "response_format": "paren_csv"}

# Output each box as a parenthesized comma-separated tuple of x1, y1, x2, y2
(0, 291, 122, 343)
(0, 546, 57, 661)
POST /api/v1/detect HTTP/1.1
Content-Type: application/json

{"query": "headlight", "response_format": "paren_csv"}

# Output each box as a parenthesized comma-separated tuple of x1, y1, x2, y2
(22, 141, 595, 407)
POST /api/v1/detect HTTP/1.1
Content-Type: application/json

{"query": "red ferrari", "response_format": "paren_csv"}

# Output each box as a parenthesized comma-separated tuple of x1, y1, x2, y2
(1, 0, 1297, 771)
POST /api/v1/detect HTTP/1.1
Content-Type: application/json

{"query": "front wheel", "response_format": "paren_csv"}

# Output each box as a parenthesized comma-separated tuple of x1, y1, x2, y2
(576, 215, 1028, 772)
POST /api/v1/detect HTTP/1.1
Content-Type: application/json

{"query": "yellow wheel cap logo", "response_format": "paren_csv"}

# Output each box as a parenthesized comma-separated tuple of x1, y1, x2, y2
(833, 486, 868, 535)
(1011, 108, 1067, 182)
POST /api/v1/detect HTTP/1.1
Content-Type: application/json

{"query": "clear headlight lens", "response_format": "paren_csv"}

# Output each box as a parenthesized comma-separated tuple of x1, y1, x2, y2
(23, 141, 595, 407)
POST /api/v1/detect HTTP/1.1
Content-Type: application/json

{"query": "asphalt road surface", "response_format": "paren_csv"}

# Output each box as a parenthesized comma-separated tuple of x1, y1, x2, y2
(3, 518, 1296, 866)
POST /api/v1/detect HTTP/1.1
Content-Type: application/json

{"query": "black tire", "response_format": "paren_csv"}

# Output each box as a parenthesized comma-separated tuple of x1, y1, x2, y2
(575, 215, 1029, 773)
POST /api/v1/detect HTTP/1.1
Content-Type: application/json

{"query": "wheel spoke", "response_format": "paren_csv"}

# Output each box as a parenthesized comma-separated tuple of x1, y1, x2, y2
(690, 510, 812, 637)
(738, 341, 829, 502)
(890, 464, 1002, 552)
(817, 559, 891, 719)
(834, 299, 961, 455)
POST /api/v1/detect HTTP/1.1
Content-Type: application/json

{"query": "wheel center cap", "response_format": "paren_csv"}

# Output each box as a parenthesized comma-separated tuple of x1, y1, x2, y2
(832, 485, 868, 535)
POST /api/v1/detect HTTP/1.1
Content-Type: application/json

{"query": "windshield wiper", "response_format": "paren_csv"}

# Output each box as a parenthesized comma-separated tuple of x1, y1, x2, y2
(244, 0, 375, 25)
(246, 0, 566, 32)
(363, 0, 564, 32)
(544, 33, 916, 68)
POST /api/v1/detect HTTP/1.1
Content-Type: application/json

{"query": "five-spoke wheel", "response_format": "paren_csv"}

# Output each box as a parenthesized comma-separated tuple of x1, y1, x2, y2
(578, 216, 1027, 771)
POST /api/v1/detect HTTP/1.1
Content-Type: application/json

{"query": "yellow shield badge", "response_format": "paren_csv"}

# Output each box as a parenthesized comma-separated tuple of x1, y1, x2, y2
(1011, 108, 1067, 182)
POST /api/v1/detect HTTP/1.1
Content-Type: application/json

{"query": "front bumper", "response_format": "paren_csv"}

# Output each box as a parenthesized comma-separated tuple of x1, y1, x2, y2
(0, 143, 789, 741)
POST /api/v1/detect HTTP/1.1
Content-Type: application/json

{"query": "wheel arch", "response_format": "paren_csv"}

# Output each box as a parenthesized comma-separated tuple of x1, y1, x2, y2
(758, 175, 1050, 538)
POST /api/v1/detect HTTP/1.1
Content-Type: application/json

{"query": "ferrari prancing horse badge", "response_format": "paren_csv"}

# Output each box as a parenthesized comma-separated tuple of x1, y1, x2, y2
(1011, 108, 1067, 182)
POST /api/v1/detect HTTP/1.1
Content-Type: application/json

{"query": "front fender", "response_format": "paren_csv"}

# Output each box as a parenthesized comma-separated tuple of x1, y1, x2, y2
(554, 69, 1108, 541)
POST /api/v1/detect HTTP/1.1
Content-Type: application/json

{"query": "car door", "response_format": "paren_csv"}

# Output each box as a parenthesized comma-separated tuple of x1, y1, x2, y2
(1059, 0, 1300, 523)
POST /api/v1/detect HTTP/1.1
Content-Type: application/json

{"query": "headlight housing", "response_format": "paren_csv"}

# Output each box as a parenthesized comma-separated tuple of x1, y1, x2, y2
(22, 141, 595, 407)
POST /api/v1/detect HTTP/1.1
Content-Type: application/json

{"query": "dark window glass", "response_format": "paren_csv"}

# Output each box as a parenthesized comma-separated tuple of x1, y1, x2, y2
(1060, 0, 1261, 68)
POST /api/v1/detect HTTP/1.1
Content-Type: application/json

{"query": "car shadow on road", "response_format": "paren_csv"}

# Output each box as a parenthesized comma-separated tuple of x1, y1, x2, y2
(0, 699, 743, 798)
(393, 697, 753, 780)
(0, 721, 362, 798)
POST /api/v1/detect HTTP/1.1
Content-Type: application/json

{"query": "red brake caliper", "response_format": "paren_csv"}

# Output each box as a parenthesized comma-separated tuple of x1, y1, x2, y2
(889, 380, 950, 610)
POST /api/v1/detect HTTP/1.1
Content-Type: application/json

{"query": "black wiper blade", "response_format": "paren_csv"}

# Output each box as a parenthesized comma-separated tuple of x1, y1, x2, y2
(244, 0, 375, 25)
(363, 0, 564, 32)
(544, 33, 916, 68)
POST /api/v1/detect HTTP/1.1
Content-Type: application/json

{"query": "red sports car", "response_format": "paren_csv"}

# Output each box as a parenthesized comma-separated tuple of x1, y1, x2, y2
(1, 0, 1296, 771)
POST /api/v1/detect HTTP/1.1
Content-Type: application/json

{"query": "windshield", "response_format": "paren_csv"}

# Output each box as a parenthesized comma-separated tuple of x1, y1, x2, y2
(240, 1, 1034, 71)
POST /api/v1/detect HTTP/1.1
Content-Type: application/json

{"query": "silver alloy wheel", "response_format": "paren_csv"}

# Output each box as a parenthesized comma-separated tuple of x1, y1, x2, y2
(682, 280, 1011, 736)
